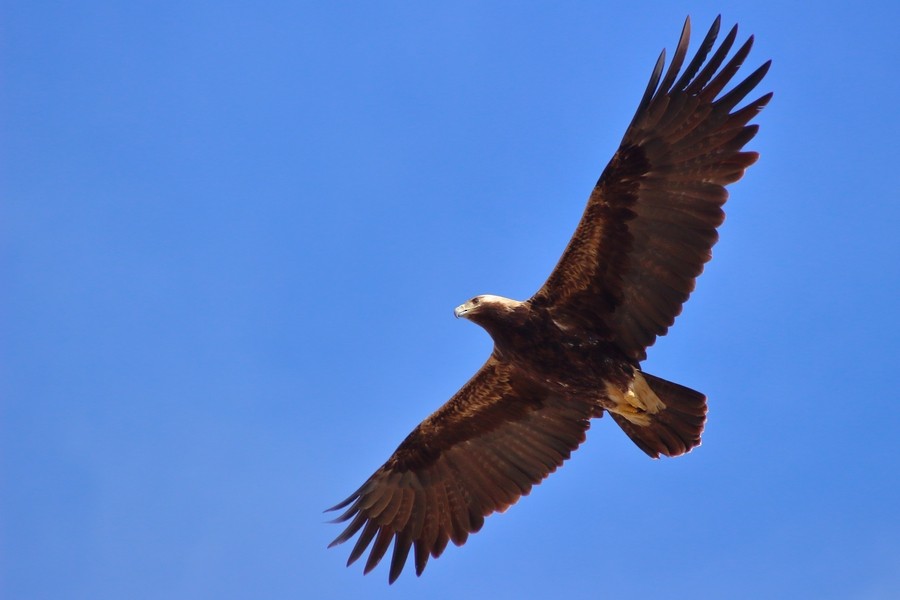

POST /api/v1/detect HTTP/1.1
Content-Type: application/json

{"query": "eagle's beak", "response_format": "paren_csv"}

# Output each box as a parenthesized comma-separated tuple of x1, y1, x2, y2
(454, 303, 470, 319)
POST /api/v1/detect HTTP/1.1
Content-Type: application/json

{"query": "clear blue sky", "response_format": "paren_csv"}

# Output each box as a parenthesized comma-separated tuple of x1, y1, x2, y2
(3, 2, 899, 599)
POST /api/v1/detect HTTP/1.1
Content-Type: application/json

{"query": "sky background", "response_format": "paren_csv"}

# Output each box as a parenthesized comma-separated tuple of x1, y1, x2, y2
(3, 2, 899, 599)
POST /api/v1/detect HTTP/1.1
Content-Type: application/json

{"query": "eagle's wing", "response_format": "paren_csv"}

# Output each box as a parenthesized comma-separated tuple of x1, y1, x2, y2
(529, 17, 771, 361)
(327, 356, 595, 583)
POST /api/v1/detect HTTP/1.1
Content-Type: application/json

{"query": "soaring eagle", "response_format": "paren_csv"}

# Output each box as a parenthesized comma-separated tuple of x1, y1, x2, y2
(328, 16, 771, 583)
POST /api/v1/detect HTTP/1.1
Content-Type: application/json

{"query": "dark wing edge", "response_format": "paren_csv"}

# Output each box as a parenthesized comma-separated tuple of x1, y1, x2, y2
(530, 16, 772, 361)
(326, 357, 595, 583)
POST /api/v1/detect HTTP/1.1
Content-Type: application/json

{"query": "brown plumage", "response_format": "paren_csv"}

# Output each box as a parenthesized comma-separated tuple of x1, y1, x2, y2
(328, 16, 771, 583)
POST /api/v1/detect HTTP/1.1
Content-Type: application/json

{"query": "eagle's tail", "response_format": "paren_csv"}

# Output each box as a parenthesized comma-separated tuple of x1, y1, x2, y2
(608, 372, 708, 459)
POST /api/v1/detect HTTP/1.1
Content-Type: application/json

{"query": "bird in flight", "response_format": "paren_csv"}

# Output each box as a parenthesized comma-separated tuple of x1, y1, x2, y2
(328, 15, 771, 583)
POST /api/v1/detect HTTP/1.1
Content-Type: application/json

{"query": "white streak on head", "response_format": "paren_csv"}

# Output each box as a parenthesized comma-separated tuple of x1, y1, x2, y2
(454, 294, 521, 319)
(476, 295, 520, 310)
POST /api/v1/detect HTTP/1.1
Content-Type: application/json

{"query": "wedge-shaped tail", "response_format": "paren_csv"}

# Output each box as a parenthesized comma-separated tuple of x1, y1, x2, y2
(609, 372, 708, 458)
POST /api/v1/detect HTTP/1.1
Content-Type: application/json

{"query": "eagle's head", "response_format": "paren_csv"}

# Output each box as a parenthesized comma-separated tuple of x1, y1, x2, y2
(454, 294, 528, 346)
(454, 295, 523, 321)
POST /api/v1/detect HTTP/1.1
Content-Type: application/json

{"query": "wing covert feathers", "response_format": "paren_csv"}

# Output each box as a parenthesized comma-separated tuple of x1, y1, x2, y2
(327, 358, 595, 583)
(531, 15, 771, 361)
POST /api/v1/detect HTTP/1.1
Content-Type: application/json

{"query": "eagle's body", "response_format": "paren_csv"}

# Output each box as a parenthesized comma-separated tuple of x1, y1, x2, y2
(454, 296, 641, 419)
(328, 16, 771, 583)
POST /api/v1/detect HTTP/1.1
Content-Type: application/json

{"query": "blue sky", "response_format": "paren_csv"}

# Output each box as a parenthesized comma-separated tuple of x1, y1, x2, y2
(3, 2, 899, 599)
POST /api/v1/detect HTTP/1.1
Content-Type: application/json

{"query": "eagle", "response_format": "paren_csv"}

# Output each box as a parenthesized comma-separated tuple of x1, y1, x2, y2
(328, 15, 771, 583)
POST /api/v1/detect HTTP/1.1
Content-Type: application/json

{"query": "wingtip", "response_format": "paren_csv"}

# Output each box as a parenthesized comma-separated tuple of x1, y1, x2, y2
(710, 15, 722, 38)
(388, 564, 403, 585)
(728, 22, 738, 38)
(656, 47, 667, 69)
(324, 497, 352, 513)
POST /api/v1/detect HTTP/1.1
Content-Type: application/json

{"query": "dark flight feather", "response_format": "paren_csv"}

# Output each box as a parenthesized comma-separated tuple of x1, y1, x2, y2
(328, 15, 770, 583)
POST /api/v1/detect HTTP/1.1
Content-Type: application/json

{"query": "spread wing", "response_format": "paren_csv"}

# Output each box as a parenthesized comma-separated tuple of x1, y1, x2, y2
(327, 356, 596, 583)
(529, 16, 772, 361)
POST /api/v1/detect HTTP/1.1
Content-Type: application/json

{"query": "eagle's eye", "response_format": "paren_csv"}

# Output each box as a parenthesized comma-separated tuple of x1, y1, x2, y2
(472, 297, 480, 305)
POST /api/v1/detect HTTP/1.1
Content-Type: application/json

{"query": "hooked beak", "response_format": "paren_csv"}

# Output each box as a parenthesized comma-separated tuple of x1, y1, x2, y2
(454, 302, 471, 319)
